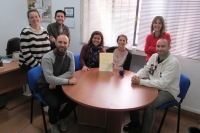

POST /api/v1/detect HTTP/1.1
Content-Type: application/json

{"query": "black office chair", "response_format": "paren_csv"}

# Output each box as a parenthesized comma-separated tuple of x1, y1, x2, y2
(187, 127, 200, 133)
(6, 37, 20, 57)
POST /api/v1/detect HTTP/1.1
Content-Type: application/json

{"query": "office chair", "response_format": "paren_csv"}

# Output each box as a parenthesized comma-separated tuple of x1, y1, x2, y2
(6, 37, 20, 57)
(27, 65, 77, 133)
(157, 73, 191, 133)
(74, 54, 81, 71)
(187, 127, 200, 133)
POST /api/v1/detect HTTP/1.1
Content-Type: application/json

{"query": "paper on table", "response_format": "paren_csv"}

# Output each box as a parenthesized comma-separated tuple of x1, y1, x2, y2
(2, 59, 12, 63)
(99, 53, 113, 71)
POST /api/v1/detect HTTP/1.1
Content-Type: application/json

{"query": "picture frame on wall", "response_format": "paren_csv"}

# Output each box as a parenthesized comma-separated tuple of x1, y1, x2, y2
(64, 7, 74, 17)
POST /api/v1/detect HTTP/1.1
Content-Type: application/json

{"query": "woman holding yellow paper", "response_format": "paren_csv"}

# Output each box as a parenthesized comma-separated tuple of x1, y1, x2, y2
(106, 34, 132, 70)
(80, 31, 106, 72)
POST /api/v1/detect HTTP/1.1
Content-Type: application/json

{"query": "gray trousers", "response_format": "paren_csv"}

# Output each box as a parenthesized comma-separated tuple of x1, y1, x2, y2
(129, 90, 175, 133)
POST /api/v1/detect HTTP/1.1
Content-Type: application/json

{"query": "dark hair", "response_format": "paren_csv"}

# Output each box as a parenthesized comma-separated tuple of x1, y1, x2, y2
(55, 10, 66, 17)
(151, 16, 166, 37)
(88, 31, 104, 47)
(116, 34, 128, 43)
(27, 9, 40, 18)
(159, 38, 170, 46)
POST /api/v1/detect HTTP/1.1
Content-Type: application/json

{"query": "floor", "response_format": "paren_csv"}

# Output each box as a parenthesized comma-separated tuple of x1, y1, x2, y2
(0, 89, 199, 133)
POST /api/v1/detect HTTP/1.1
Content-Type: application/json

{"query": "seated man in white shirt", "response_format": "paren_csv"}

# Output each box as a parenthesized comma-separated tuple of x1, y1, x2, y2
(123, 38, 181, 133)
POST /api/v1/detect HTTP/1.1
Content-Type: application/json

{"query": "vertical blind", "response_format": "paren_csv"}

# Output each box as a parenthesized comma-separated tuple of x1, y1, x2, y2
(81, 0, 137, 49)
(137, 0, 200, 60)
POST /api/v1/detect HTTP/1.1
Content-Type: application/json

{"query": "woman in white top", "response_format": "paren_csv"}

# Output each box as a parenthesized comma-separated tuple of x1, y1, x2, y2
(106, 34, 132, 70)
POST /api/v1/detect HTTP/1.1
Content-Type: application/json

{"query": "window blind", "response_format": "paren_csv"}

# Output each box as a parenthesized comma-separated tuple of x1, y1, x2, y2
(136, 0, 200, 60)
(81, 0, 137, 49)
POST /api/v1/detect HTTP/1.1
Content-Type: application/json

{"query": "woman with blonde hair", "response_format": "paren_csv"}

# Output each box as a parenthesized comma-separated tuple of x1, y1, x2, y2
(144, 16, 171, 62)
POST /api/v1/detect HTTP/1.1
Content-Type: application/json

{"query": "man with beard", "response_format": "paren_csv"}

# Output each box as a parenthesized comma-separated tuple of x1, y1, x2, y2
(123, 38, 181, 133)
(47, 10, 70, 50)
(38, 35, 77, 133)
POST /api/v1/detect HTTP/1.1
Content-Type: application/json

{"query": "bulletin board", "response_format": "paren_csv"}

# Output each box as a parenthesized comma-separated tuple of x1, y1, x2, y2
(27, 0, 52, 22)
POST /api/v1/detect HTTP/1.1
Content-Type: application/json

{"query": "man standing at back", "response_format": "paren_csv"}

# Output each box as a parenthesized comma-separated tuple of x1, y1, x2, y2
(47, 10, 70, 50)
(123, 38, 181, 133)
(38, 35, 77, 133)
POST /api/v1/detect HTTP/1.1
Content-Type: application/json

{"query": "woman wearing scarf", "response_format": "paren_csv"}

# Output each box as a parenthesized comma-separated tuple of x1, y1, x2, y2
(80, 31, 106, 71)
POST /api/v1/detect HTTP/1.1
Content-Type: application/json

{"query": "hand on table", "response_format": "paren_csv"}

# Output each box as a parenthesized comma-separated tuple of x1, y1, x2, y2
(82, 66, 89, 72)
(131, 75, 140, 85)
(68, 78, 77, 85)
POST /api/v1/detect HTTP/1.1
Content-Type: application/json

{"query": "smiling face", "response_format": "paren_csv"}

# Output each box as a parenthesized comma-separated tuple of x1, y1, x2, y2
(55, 12, 66, 25)
(92, 34, 102, 47)
(55, 35, 69, 55)
(117, 36, 127, 48)
(156, 38, 171, 60)
(28, 11, 40, 27)
(153, 19, 162, 32)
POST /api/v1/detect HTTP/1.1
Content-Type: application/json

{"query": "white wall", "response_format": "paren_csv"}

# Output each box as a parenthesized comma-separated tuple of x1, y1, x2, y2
(0, 0, 199, 114)
(0, 0, 82, 55)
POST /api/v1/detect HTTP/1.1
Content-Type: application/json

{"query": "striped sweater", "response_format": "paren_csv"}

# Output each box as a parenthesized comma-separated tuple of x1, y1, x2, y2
(19, 26, 51, 68)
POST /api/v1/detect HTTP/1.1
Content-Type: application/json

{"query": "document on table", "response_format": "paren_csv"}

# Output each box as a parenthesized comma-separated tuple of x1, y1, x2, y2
(99, 53, 113, 71)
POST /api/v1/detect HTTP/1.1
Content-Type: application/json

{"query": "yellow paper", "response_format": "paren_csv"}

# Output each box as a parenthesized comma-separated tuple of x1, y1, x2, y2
(99, 53, 113, 71)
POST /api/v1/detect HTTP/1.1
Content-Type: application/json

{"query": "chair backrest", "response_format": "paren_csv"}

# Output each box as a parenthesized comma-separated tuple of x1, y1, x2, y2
(74, 54, 81, 71)
(178, 73, 190, 99)
(27, 66, 42, 91)
(106, 46, 117, 53)
(6, 37, 20, 56)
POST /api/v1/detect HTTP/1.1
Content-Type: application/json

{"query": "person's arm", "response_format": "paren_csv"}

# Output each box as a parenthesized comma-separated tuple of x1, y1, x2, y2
(101, 47, 106, 52)
(42, 55, 70, 85)
(123, 51, 132, 70)
(66, 26, 71, 41)
(144, 35, 156, 55)
(58, 52, 75, 78)
(47, 24, 53, 37)
(47, 24, 56, 49)
(20, 30, 40, 67)
(80, 44, 88, 67)
(139, 60, 180, 90)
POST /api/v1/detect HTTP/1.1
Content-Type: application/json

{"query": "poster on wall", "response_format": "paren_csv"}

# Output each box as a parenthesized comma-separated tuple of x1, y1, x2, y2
(27, 0, 52, 22)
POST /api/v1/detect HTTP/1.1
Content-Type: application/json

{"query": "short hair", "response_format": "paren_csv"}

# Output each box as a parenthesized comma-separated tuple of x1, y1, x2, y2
(158, 38, 170, 46)
(88, 31, 104, 47)
(116, 34, 128, 43)
(27, 9, 40, 18)
(151, 16, 166, 37)
(55, 10, 66, 17)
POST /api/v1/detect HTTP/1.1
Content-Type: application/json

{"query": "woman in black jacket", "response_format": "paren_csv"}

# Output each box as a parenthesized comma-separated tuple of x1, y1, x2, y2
(106, 34, 132, 70)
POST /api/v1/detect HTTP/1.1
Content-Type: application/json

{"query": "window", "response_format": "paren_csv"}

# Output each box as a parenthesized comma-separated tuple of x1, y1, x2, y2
(137, 0, 200, 60)
(82, 0, 200, 60)
(81, 0, 137, 49)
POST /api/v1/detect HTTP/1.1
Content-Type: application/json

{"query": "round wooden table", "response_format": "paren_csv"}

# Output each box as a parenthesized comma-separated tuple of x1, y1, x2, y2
(62, 68, 158, 133)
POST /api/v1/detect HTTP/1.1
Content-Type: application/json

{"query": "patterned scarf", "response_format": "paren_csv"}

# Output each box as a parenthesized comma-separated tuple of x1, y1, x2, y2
(87, 44, 102, 68)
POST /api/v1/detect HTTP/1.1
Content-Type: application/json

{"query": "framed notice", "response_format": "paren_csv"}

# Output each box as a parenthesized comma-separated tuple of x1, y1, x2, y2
(27, 0, 52, 22)
(64, 7, 74, 17)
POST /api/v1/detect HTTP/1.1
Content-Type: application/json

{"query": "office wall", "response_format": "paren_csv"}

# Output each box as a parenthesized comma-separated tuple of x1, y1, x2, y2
(0, 0, 199, 114)
(0, 0, 82, 55)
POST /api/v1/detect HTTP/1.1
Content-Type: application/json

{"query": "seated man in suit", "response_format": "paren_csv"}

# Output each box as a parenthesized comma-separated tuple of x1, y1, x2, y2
(123, 38, 181, 133)
(37, 35, 77, 133)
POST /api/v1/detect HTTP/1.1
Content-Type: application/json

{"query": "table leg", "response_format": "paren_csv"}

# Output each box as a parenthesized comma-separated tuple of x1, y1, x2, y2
(76, 105, 106, 128)
(106, 111, 123, 133)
